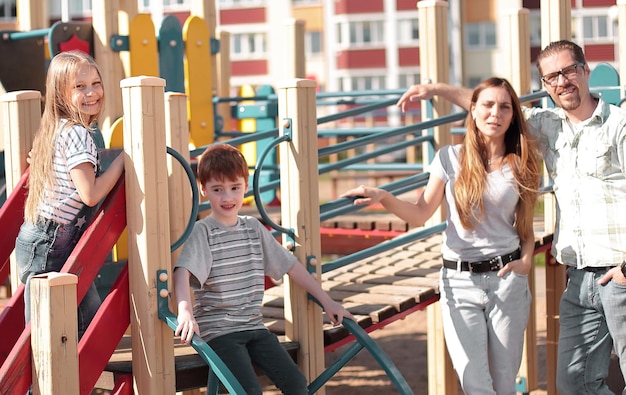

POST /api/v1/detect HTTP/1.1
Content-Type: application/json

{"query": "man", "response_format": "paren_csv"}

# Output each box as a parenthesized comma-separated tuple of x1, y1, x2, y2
(397, 40, 626, 394)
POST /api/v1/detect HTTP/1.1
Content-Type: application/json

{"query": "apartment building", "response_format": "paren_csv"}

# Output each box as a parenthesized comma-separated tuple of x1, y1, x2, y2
(0, 0, 620, 96)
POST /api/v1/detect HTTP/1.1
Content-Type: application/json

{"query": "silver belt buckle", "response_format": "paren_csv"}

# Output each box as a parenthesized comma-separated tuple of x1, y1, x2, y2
(489, 255, 504, 271)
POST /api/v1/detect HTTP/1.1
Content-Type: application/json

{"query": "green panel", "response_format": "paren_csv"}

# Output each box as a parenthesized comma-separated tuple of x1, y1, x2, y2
(158, 15, 185, 93)
(589, 63, 621, 106)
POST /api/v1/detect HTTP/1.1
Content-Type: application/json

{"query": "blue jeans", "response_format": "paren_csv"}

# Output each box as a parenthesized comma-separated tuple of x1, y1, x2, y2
(15, 214, 100, 338)
(207, 329, 308, 395)
(557, 266, 626, 395)
(438, 267, 531, 395)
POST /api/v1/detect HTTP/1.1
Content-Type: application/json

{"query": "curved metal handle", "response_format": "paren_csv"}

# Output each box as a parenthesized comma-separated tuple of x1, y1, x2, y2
(166, 146, 200, 252)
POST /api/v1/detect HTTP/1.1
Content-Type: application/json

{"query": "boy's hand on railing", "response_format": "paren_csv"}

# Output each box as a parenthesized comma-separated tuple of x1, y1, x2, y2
(175, 310, 200, 344)
(322, 300, 355, 326)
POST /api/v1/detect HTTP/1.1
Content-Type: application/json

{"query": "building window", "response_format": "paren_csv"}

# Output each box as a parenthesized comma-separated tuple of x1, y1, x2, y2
(467, 76, 483, 89)
(138, 0, 192, 12)
(305, 31, 322, 56)
(338, 20, 384, 47)
(529, 11, 541, 46)
(397, 18, 419, 45)
(292, 0, 320, 5)
(340, 75, 386, 91)
(581, 15, 611, 41)
(398, 73, 420, 88)
(50, 0, 92, 18)
(218, 0, 266, 7)
(0, 0, 15, 19)
(464, 22, 496, 49)
(231, 32, 267, 59)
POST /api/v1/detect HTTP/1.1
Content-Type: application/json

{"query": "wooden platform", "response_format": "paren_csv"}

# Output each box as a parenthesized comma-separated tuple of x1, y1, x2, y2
(263, 232, 442, 350)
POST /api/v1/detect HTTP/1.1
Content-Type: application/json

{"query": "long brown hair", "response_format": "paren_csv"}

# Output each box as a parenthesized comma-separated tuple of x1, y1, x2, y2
(454, 77, 541, 241)
(24, 51, 104, 224)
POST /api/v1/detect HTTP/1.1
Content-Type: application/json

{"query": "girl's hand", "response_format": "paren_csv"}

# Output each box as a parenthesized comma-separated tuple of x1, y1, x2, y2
(340, 185, 385, 206)
(497, 258, 532, 277)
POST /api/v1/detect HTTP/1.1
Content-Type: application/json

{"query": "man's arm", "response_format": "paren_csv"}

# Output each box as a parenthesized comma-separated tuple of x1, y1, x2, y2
(397, 82, 473, 112)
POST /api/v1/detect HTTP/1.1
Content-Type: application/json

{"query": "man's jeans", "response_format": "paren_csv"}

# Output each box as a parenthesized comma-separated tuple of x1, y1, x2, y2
(557, 266, 626, 395)
(439, 267, 531, 395)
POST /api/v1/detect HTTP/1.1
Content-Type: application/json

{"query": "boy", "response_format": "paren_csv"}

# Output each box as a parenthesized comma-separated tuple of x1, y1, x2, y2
(173, 144, 353, 394)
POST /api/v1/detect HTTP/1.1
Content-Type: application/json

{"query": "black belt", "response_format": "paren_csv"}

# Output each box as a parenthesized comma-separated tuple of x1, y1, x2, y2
(581, 266, 612, 273)
(443, 248, 521, 273)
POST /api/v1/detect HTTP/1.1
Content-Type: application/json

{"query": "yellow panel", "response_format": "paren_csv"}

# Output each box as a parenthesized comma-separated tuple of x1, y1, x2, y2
(129, 14, 159, 77)
(238, 84, 256, 205)
(105, 116, 128, 261)
(183, 16, 214, 148)
(108, 116, 124, 148)
(292, 6, 323, 30)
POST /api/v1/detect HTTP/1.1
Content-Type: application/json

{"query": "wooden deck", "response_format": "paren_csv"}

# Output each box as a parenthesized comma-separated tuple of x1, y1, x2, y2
(263, 232, 442, 351)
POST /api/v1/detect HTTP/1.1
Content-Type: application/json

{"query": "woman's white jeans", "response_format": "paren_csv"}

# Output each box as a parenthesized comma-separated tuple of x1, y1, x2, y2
(438, 267, 531, 395)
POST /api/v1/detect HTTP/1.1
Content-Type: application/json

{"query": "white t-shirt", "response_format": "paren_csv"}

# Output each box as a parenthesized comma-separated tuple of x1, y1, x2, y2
(37, 120, 98, 225)
(429, 144, 521, 261)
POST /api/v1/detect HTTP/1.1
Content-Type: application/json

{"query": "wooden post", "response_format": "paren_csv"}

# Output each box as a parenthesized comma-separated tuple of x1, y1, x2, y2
(617, 0, 626, 99)
(276, 78, 325, 391)
(30, 272, 79, 395)
(121, 76, 175, 394)
(216, 30, 232, 133)
(418, 0, 450, 228)
(92, 0, 127, 146)
(418, 4, 455, 394)
(502, 8, 531, 96)
(500, 7, 538, 392)
(540, 0, 571, 49)
(282, 19, 307, 79)
(16, 0, 48, 31)
(164, 93, 198, 395)
(165, 92, 191, 267)
(540, 2, 570, 393)
(427, 304, 457, 395)
(1, 90, 41, 293)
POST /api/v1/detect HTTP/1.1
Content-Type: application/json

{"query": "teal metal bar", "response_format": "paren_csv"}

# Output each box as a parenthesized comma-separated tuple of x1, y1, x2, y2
(307, 300, 415, 395)
(156, 270, 247, 395)
(4, 28, 50, 40)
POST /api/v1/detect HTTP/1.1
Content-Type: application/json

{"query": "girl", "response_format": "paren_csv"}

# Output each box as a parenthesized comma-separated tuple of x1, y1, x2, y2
(342, 77, 541, 394)
(15, 51, 124, 336)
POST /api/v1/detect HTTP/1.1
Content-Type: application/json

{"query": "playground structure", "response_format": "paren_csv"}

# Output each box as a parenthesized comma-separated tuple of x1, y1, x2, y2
(1, 1, 626, 395)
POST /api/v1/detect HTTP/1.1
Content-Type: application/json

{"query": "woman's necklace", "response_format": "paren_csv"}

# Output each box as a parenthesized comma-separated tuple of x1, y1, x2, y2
(488, 155, 503, 166)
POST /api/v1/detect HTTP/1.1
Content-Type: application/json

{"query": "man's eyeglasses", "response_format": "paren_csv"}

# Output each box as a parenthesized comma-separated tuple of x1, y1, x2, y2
(541, 63, 585, 86)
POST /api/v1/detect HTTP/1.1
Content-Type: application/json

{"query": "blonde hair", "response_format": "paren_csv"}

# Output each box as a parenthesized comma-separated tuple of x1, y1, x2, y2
(24, 51, 104, 224)
(454, 77, 541, 241)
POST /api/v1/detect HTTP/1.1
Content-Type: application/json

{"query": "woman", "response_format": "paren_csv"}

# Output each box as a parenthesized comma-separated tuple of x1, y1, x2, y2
(341, 77, 541, 394)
